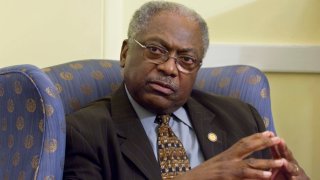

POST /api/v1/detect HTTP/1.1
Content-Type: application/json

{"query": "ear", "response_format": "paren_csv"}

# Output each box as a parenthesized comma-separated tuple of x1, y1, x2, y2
(120, 39, 129, 68)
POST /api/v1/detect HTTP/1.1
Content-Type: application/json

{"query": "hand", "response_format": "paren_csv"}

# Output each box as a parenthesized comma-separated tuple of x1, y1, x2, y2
(176, 131, 284, 180)
(271, 139, 310, 180)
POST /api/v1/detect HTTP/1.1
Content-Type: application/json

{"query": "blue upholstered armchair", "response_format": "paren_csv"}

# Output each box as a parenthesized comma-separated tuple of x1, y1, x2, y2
(0, 65, 65, 179)
(0, 59, 275, 179)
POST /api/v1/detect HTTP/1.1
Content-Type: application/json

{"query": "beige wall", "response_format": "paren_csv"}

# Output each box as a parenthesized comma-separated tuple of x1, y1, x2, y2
(205, 0, 320, 44)
(0, 0, 103, 68)
(1, 0, 319, 178)
(266, 73, 320, 179)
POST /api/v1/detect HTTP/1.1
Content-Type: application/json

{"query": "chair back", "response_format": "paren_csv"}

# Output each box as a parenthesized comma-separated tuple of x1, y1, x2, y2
(44, 59, 274, 132)
(0, 65, 65, 180)
(0, 59, 275, 179)
(43, 59, 122, 115)
(195, 65, 275, 132)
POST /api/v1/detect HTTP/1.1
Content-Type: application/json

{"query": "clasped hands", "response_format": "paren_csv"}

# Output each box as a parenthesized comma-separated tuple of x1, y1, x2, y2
(176, 131, 309, 180)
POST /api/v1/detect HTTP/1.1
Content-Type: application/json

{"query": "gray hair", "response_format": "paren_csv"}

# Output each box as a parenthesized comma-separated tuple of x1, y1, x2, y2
(127, 1, 209, 58)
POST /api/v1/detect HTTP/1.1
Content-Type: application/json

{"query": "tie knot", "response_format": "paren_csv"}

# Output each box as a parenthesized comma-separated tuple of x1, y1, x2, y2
(156, 114, 171, 125)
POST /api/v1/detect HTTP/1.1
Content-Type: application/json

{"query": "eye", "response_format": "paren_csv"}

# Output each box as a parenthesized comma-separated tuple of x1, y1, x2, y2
(178, 55, 197, 65)
(146, 45, 167, 55)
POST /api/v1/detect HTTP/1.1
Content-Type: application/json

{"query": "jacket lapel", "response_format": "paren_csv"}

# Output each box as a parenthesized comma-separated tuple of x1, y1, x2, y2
(111, 85, 161, 179)
(110, 84, 227, 177)
(185, 97, 226, 160)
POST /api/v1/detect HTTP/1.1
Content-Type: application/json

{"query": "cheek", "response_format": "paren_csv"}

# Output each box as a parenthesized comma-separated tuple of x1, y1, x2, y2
(123, 60, 154, 90)
(178, 75, 197, 96)
(124, 61, 152, 79)
(181, 72, 197, 86)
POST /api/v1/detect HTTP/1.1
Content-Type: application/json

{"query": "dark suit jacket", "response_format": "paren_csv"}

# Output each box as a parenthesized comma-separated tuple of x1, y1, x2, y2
(63, 85, 270, 180)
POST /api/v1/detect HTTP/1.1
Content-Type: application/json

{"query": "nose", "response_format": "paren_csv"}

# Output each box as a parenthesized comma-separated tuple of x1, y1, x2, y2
(157, 56, 179, 76)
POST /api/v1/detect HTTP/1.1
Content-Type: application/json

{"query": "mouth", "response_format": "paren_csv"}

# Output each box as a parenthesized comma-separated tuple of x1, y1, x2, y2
(148, 80, 177, 95)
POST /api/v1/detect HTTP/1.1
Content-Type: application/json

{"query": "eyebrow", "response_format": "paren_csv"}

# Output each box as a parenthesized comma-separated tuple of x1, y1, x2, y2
(178, 48, 196, 54)
(145, 38, 198, 55)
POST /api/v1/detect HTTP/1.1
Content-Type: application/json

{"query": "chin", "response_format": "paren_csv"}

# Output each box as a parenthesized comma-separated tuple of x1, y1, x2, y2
(141, 93, 183, 114)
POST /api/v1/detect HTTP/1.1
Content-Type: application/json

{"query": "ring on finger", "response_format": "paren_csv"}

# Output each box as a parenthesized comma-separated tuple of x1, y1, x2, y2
(294, 164, 299, 173)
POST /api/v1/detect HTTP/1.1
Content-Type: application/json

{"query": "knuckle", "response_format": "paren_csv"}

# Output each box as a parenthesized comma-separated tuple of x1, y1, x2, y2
(255, 132, 265, 140)
(261, 136, 272, 145)
(241, 167, 249, 176)
(238, 139, 250, 149)
(239, 168, 246, 177)
(267, 159, 274, 167)
(246, 158, 256, 167)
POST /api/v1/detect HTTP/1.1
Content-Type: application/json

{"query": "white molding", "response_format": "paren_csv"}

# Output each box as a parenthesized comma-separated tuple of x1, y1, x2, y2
(202, 44, 320, 73)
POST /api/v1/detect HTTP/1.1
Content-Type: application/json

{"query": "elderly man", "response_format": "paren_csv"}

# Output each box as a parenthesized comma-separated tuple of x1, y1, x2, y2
(63, 1, 308, 179)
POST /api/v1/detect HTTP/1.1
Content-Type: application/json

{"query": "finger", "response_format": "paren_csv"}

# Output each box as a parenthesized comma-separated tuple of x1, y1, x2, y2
(245, 158, 284, 170)
(270, 141, 281, 159)
(271, 169, 288, 180)
(262, 130, 276, 138)
(240, 167, 272, 179)
(228, 131, 281, 159)
(270, 169, 280, 180)
(276, 139, 296, 162)
(282, 159, 300, 176)
(267, 133, 283, 160)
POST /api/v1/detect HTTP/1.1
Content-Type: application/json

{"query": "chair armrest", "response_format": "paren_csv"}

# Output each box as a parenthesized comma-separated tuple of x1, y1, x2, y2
(0, 64, 66, 180)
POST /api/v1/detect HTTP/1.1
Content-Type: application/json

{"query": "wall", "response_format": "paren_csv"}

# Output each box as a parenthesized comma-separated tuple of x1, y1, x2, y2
(205, 0, 320, 44)
(266, 73, 320, 179)
(0, 0, 103, 68)
(1, 0, 319, 178)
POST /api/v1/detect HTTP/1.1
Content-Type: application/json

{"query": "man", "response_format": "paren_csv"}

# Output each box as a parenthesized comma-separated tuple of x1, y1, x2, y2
(63, 1, 309, 179)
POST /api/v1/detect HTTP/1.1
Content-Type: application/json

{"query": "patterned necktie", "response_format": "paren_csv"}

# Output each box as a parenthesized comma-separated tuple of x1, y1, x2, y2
(156, 114, 191, 179)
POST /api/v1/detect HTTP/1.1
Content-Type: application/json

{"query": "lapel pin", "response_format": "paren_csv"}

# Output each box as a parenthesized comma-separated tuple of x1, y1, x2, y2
(208, 132, 217, 142)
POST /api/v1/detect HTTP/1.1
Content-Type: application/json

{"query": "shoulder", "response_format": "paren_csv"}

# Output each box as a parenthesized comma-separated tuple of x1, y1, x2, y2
(190, 89, 270, 158)
(190, 89, 253, 112)
(190, 89, 265, 133)
(66, 97, 112, 138)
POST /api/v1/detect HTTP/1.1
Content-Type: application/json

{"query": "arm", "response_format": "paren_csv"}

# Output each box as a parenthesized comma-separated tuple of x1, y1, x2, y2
(63, 122, 103, 180)
(176, 131, 284, 179)
(176, 102, 309, 180)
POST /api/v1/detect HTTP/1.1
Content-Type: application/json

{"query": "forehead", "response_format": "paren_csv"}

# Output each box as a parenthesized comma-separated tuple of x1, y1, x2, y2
(137, 12, 203, 53)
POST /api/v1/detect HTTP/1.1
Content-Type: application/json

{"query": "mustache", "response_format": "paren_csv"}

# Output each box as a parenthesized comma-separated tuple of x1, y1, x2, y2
(148, 76, 178, 91)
